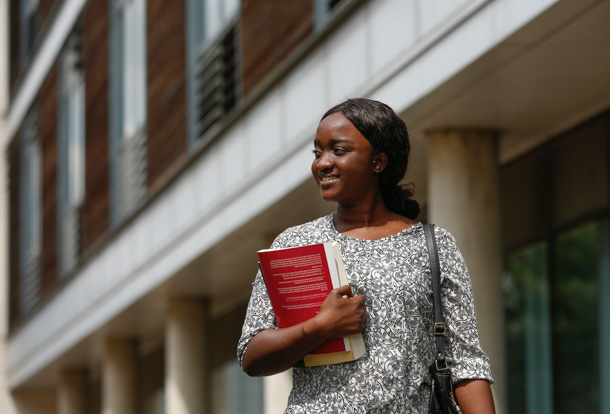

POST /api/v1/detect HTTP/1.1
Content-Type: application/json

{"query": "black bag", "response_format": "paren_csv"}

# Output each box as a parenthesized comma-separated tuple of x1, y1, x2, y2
(423, 224, 462, 414)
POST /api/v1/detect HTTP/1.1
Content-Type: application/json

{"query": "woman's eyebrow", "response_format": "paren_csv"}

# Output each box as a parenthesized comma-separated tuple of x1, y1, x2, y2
(313, 138, 352, 146)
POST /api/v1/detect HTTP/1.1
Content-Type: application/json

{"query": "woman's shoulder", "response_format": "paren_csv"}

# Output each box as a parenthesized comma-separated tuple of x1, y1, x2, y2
(269, 214, 333, 248)
(426, 224, 463, 256)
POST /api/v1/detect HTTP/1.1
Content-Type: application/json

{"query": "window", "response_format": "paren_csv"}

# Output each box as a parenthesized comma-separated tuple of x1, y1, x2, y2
(191, 0, 239, 49)
(186, 0, 240, 146)
(209, 303, 263, 414)
(58, 27, 85, 276)
(503, 220, 610, 413)
(21, 0, 39, 62)
(110, 0, 148, 224)
(553, 222, 609, 413)
(212, 360, 263, 414)
(20, 111, 42, 315)
(504, 243, 552, 413)
(313, 0, 351, 30)
(501, 111, 610, 413)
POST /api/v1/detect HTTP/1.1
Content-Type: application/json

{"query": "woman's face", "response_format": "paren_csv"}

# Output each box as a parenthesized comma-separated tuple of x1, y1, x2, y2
(312, 113, 384, 205)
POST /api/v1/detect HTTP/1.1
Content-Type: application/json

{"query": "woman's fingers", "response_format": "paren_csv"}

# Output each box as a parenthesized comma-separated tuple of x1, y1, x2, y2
(334, 284, 353, 298)
(315, 285, 367, 336)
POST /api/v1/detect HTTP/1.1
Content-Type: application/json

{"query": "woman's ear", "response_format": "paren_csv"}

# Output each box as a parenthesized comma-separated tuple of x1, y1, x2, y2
(372, 153, 388, 173)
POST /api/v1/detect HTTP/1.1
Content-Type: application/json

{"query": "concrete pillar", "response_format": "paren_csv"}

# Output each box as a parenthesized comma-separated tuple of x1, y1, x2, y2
(0, 0, 16, 411)
(58, 370, 87, 414)
(263, 370, 292, 414)
(426, 129, 506, 414)
(102, 340, 137, 414)
(165, 299, 206, 414)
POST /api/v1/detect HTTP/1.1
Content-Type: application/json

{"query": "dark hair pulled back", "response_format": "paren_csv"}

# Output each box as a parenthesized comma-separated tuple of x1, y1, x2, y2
(321, 98, 420, 220)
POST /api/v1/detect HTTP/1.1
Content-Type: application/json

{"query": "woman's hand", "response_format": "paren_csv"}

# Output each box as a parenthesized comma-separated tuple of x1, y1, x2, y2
(305, 285, 366, 339)
(242, 285, 366, 377)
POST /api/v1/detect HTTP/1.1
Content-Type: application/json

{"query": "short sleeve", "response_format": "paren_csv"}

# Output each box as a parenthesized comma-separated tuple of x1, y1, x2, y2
(236, 230, 292, 369)
(236, 268, 277, 368)
(435, 227, 494, 384)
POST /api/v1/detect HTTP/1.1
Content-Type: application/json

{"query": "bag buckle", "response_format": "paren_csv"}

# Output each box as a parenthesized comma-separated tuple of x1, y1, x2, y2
(434, 322, 446, 336)
(435, 358, 448, 371)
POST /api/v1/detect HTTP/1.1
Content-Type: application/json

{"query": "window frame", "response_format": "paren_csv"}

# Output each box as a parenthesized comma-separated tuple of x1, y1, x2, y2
(57, 27, 86, 277)
(185, 0, 241, 149)
(109, 0, 148, 225)
(19, 110, 42, 315)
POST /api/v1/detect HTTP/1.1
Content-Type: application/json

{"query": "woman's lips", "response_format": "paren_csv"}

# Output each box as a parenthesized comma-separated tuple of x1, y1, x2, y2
(319, 175, 338, 188)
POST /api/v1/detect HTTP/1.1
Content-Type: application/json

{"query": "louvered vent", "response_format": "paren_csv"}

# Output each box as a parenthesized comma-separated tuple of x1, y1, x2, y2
(21, 256, 40, 315)
(196, 22, 239, 139)
(61, 207, 83, 275)
(118, 129, 148, 218)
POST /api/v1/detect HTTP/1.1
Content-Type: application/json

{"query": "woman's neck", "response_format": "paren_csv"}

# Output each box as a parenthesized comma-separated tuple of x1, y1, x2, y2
(333, 201, 415, 239)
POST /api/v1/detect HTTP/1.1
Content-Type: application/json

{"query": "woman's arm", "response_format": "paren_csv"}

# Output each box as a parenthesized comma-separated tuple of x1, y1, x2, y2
(242, 285, 366, 376)
(454, 379, 495, 414)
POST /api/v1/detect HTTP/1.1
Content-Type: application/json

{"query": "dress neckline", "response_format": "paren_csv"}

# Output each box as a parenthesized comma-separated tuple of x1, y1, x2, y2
(326, 213, 422, 242)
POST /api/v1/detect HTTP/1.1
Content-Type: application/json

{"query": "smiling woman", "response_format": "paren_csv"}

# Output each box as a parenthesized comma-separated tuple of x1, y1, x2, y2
(312, 113, 382, 208)
(237, 98, 495, 413)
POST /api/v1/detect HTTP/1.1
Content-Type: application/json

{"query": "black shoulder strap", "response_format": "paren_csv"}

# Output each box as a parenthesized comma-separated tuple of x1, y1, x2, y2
(423, 223, 445, 359)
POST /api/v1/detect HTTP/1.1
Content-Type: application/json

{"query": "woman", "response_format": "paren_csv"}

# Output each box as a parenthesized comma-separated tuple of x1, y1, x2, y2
(237, 98, 495, 413)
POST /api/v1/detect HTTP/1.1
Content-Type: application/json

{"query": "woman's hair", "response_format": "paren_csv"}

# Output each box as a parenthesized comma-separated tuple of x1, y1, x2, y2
(321, 98, 420, 220)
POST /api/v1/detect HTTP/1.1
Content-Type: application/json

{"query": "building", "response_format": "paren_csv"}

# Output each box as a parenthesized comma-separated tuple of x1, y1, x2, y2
(1, 0, 609, 413)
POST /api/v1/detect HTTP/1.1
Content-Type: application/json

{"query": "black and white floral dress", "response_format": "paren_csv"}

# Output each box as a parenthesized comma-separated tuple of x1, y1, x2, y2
(237, 214, 493, 413)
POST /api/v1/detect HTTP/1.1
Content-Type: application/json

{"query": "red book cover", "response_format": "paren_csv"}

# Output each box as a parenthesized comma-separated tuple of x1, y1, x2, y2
(257, 243, 349, 354)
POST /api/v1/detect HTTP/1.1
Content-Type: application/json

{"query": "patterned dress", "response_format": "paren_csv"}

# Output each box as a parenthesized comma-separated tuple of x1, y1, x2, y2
(237, 214, 493, 413)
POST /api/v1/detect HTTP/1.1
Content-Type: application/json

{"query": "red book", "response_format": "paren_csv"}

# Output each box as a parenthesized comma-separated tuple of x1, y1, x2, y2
(257, 242, 366, 367)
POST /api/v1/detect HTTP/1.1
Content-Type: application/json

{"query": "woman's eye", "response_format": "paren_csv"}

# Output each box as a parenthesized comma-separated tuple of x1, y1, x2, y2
(333, 148, 347, 155)
(312, 149, 321, 158)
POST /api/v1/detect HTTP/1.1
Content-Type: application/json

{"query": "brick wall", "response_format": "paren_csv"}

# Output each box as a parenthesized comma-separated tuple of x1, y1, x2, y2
(146, 0, 187, 191)
(241, 0, 313, 95)
(39, 62, 58, 296)
(82, 0, 110, 251)
(9, 0, 21, 93)
(38, 0, 59, 26)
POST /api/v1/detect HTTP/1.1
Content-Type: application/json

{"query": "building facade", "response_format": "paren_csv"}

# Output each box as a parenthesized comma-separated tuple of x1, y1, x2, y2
(1, 0, 609, 413)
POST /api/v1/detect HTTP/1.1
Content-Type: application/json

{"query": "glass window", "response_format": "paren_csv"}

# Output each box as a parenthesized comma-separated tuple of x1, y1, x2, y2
(313, 0, 351, 30)
(212, 0, 239, 38)
(186, 0, 240, 147)
(553, 221, 607, 413)
(58, 29, 86, 276)
(110, 0, 148, 224)
(504, 242, 552, 414)
(192, 0, 239, 48)
(117, 0, 147, 141)
(212, 360, 263, 414)
(209, 303, 264, 413)
(502, 110, 610, 414)
(503, 219, 610, 413)
(21, 0, 39, 61)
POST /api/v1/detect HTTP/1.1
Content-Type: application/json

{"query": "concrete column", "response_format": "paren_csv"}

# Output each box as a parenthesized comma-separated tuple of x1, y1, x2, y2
(58, 370, 87, 414)
(0, 0, 16, 412)
(263, 370, 292, 414)
(426, 129, 506, 414)
(165, 299, 206, 414)
(102, 340, 137, 414)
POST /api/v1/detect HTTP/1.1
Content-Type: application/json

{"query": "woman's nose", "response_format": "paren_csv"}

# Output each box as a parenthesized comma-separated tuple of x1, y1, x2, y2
(316, 151, 333, 169)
